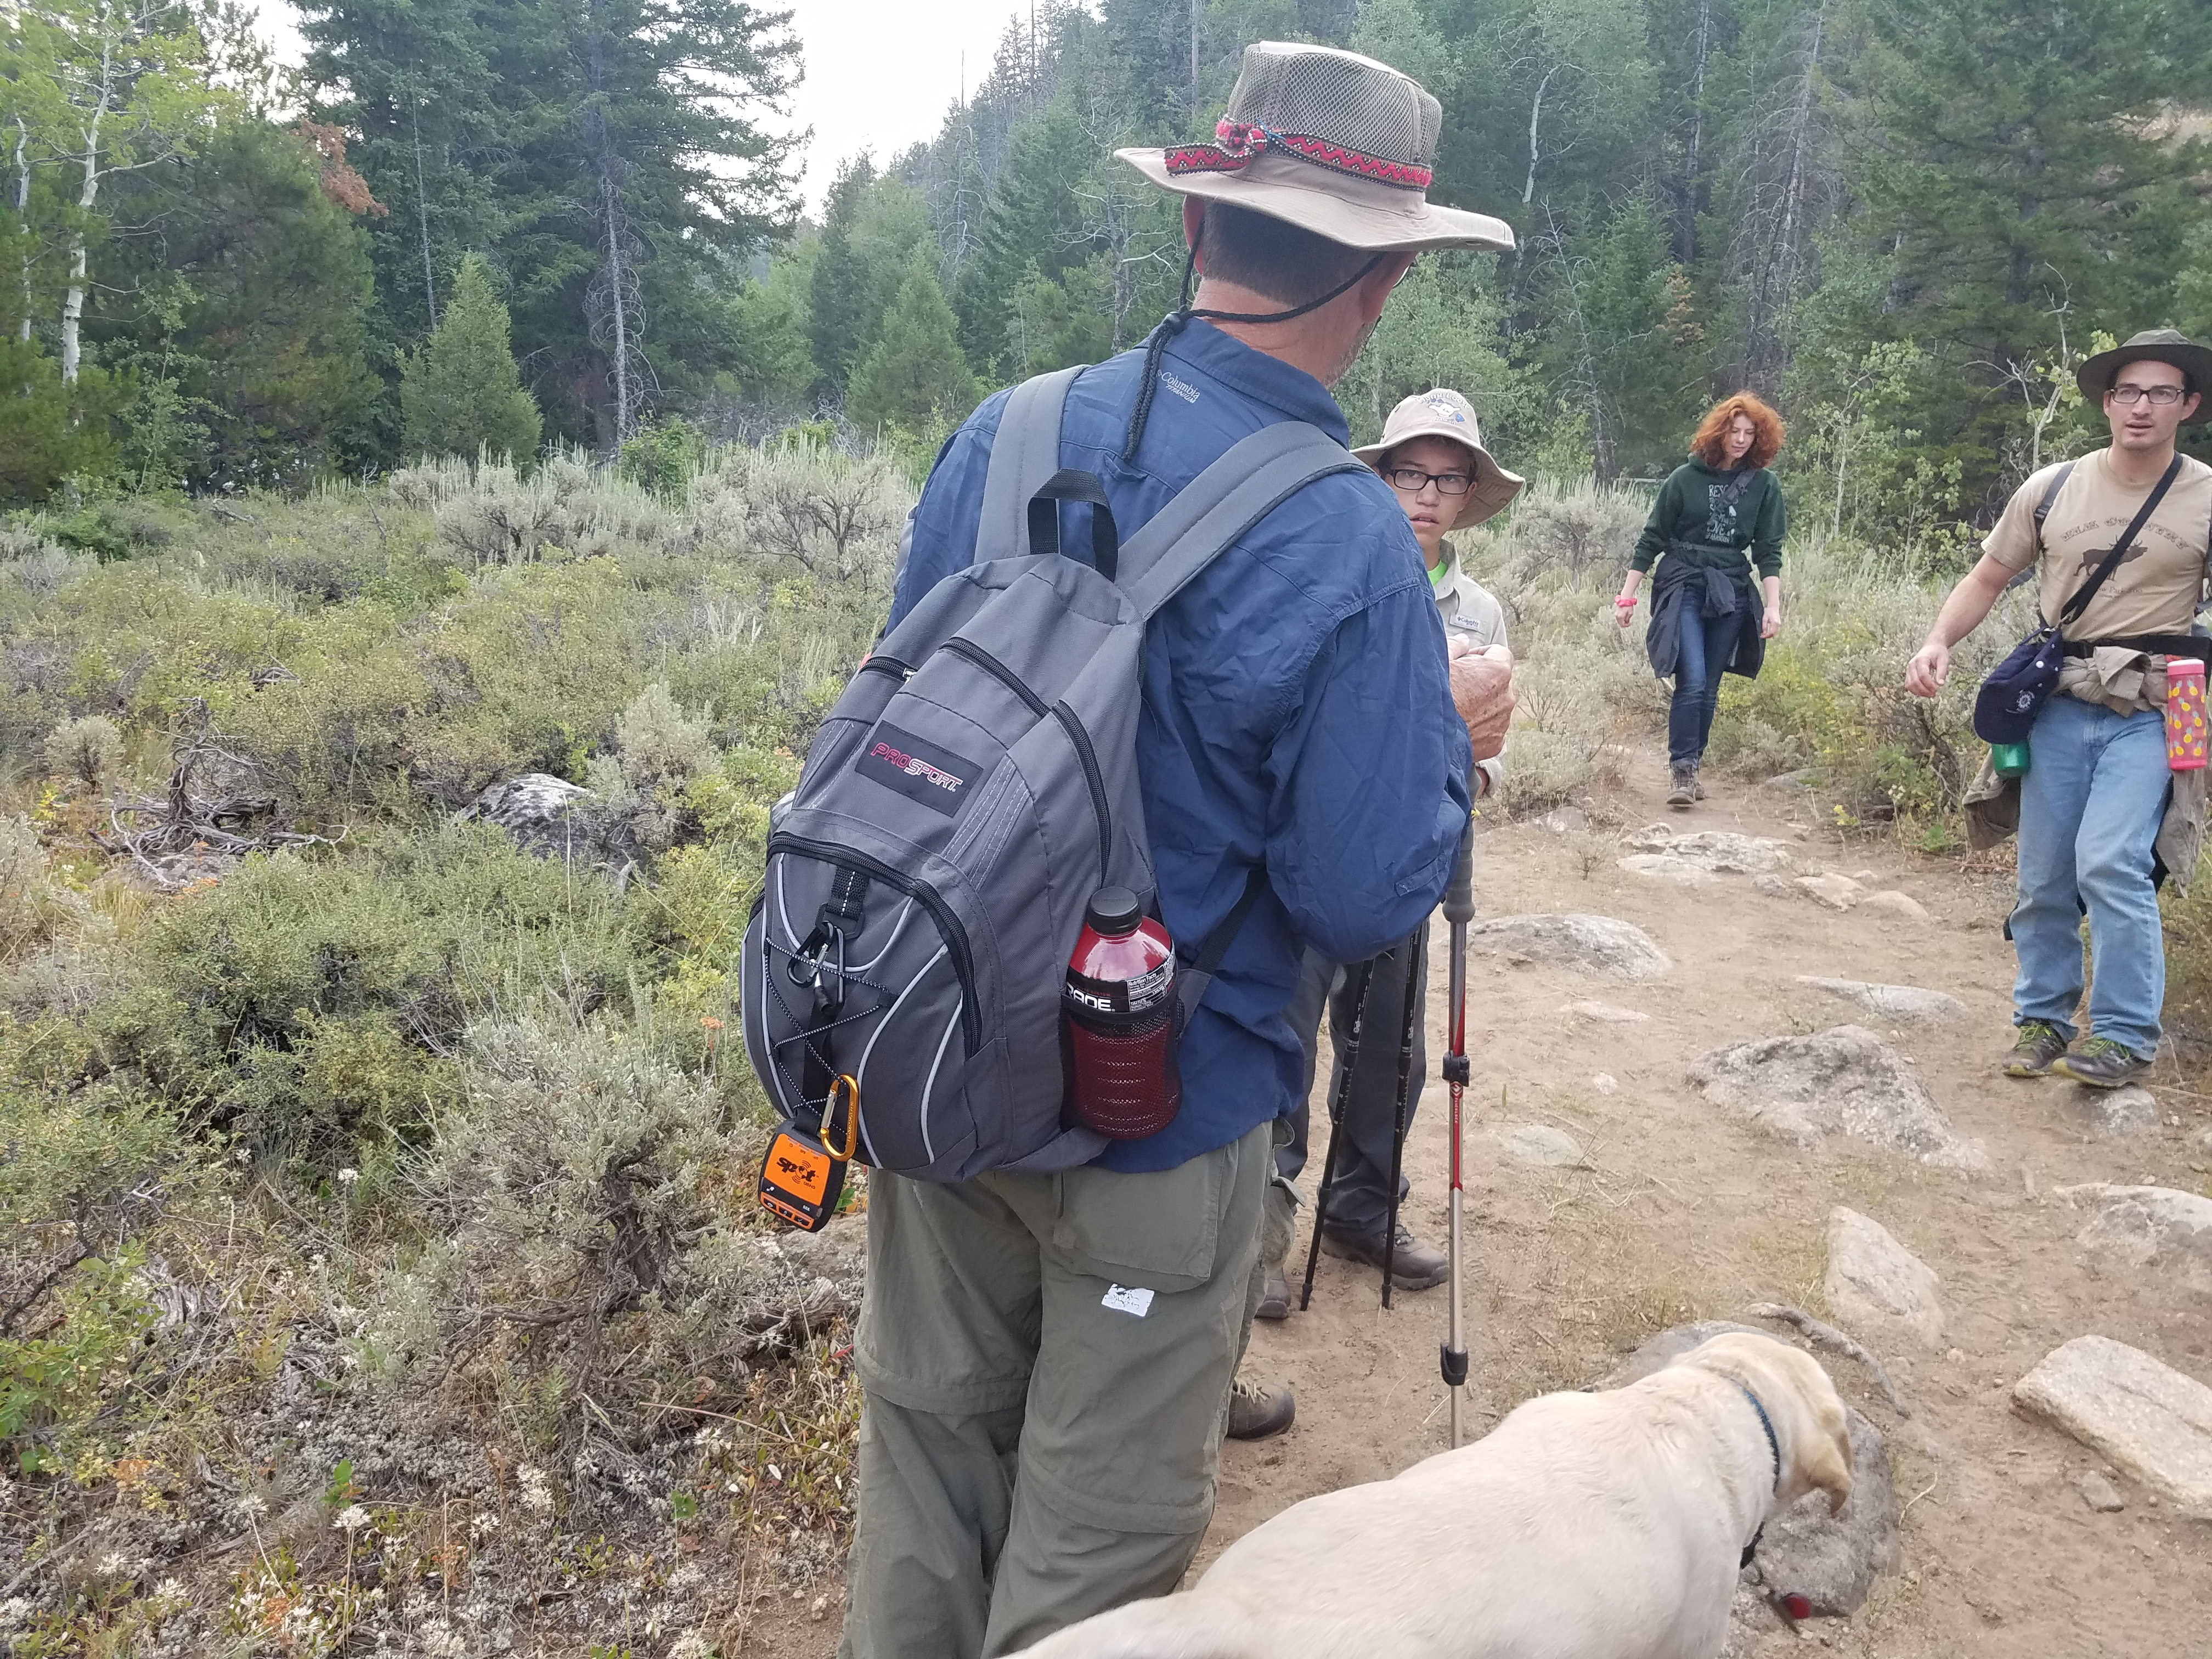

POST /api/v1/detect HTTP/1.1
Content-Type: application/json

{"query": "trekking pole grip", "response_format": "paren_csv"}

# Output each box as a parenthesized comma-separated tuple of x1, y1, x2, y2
(1442, 821, 1475, 927)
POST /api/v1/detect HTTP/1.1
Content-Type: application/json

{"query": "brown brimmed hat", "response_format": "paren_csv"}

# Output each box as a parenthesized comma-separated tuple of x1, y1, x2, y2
(1352, 388, 1525, 528)
(1115, 43, 1515, 255)
(2076, 328, 2212, 410)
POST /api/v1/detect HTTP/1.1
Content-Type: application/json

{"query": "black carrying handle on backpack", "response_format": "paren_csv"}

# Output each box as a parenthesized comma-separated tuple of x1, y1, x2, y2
(1027, 469, 1121, 582)
(2051, 454, 2184, 632)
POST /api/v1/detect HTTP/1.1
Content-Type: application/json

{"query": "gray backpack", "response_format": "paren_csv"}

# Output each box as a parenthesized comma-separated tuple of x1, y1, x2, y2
(740, 366, 1361, 1181)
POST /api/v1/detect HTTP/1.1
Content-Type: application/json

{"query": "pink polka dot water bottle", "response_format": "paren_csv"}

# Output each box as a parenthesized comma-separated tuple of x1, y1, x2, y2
(1062, 887, 1182, 1140)
(2167, 657, 2208, 772)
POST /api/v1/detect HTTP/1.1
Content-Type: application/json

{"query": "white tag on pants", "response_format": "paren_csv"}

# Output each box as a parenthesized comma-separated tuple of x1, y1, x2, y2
(1101, 1283, 1154, 1317)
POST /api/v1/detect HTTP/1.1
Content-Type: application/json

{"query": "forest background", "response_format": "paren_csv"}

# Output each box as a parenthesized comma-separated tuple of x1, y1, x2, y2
(5, 0, 2210, 521)
(2, 2, 2212, 1653)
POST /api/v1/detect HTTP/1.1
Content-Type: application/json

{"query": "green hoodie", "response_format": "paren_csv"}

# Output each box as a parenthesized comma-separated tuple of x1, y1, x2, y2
(1629, 460, 1786, 578)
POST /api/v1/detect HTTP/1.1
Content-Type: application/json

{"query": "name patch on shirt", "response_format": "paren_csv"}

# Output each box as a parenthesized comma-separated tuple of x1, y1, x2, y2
(855, 721, 981, 816)
(1159, 371, 1200, 404)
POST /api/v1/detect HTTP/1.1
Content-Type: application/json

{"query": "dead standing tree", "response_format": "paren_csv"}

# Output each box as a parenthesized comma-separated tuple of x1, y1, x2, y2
(1725, 0, 1839, 398)
(1068, 94, 1182, 353)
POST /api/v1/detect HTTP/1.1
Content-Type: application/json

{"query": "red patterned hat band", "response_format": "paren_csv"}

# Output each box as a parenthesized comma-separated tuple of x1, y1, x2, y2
(1164, 116, 1434, 192)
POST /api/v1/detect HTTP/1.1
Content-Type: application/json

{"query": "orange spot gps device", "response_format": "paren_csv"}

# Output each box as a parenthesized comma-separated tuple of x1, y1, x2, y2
(758, 1074, 859, 1232)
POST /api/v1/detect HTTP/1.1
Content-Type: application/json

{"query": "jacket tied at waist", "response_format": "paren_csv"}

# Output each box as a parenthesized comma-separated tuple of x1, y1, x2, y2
(1643, 550, 1764, 684)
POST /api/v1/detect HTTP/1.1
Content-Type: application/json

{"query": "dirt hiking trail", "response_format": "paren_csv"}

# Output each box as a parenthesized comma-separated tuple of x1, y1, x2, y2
(1220, 752, 2211, 1657)
(785, 753, 2211, 1657)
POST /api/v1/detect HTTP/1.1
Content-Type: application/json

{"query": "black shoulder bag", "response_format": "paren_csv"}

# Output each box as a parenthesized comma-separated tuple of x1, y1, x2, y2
(1972, 455, 2183, 744)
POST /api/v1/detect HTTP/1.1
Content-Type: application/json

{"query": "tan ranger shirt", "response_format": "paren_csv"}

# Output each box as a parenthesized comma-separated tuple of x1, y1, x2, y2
(1433, 551, 1507, 799)
(1984, 449, 2212, 644)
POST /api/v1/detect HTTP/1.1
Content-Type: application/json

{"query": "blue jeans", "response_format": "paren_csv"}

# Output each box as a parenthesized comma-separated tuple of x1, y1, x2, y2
(1668, 585, 1753, 765)
(2011, 695, 2170, 1058)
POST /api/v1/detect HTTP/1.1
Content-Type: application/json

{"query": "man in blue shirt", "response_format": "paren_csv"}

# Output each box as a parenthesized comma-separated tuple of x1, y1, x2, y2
(839, 43, 1514, 1659)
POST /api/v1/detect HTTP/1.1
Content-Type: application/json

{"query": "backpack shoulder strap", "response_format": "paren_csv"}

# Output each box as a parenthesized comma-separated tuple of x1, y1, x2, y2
(1119, 421, 1365, 622)
(978, 366, 1084, 556)
(2032, 459, 2077, 548)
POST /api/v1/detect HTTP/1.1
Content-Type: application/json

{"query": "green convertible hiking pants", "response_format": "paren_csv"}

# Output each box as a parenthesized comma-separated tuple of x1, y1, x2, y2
(837, 1120, 1271, 1659)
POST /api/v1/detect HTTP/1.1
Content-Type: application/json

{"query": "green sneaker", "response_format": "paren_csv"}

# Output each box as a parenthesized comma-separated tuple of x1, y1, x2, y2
(2003, 1020, 2069, 1078)
(2051, 1036, 2151, 1088)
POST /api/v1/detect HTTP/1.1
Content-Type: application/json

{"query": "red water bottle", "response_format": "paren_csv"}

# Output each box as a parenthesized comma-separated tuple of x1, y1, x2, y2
(1063, 887, 1182, 1139)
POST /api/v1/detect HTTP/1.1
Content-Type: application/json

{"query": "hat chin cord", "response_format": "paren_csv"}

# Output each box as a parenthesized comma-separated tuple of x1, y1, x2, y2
(1121, 231, 1387, 463)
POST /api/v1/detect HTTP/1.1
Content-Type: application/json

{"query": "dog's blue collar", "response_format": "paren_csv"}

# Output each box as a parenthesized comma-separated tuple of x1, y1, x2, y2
(1735, 1382, 1781, 1571)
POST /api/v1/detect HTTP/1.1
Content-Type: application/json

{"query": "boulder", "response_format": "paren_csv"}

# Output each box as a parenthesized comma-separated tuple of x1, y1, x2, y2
(1599, 1323, 1900, 1619)
(1752, 873, 1796, 900)
(1468, 913, 1671, 978)
(1491, 1122, 1588, 1168)
(1622, 825, 1794, 874)
(1858, 890, 1931, 923)
(2060, 1083, 2160, 1137)
(1688, 1025, 1988, 1172)
(1795, 873, 1863, 910)
(1795, 977, 1965, 1024)
(1561, 1000, 1651, 1024)
(1823, 1207, 1944, 1348)
(2057, 1183, 2212, 1290)
(1617, 853, 1717, 887)
(469, 773, 639, 875)
(2012, 1336, 2212, 1519)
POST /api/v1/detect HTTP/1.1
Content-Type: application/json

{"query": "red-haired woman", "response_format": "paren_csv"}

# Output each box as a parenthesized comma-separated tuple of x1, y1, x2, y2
(1613, 393, 1788, 806)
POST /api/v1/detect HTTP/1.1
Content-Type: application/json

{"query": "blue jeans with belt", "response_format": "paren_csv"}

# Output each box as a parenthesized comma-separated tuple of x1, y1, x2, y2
(2011, 694, 2170, 1058)
(1668, 583, 1754, 766)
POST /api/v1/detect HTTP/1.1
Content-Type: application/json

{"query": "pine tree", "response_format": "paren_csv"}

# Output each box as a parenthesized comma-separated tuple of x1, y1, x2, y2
(846, 250, 980, 432)
(400, 255, 542, 464)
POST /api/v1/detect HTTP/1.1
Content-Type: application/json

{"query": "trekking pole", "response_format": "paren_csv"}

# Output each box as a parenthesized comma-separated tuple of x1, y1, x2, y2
(1378, 918, 1429, 1310)
(1299, 957, 1376, 1313)
(1440, 824, 1475, 1446)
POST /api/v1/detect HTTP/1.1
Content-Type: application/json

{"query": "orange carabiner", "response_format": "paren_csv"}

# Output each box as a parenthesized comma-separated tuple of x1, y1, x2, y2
(822, 1074, 862, 1162)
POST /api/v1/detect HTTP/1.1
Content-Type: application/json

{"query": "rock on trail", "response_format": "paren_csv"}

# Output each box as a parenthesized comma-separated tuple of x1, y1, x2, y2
(1622, 825, 1795, 874)
(1491, 1122, 1588, 1167)
(1824, 1207, 1945, 1348)
(1688, 1025, 1988, 1171)
(1561, 1000, 1651, 1024)
(2013, 1336, 2212, 1519)
(1468, 913, 1670, 978)
(2057, 1183, 2212, 1290)
(1796, 977, 1965, 1024)
(2061, 1083, 2161, 1138)
(1617, 853, 1717, 887)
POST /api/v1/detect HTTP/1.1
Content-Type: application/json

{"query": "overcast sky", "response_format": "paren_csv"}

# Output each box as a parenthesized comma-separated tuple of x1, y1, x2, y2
(252, 1, 1040, 213)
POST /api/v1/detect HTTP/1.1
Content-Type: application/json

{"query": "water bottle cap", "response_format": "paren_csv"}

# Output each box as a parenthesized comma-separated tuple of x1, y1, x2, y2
(1084, 887, 1144, 936)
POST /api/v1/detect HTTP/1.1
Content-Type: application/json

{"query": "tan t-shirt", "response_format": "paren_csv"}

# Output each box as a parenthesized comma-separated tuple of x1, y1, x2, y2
(1984, 449, 2212, 640)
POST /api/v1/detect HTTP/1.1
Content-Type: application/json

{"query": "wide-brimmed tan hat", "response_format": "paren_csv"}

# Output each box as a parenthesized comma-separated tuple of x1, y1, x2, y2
(1115, 43, 1515, 254)
(2076, 328, 2212, 413)
(1352, 388, 1525, 528)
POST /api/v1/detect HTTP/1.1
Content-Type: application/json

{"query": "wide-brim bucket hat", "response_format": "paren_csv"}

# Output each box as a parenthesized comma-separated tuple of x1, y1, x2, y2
(2076, 328, 2212, 415)
(1352, 388, 1526, 528)
(1115, 43, 1515, 255)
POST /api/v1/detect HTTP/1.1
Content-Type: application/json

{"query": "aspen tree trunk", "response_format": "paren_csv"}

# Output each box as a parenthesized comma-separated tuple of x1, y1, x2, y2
(411, 95, 436, 328)
(60, 16, 116, 384)
(14, 117, 30, 343)
(1522, 66, 1555, 204)
(1679, 0, 1711, 261)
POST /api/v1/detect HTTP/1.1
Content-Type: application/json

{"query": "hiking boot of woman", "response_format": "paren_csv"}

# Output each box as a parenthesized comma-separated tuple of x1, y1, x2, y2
(1668, 762, 1699, 808)
(1227, 1374, 1295, 1440)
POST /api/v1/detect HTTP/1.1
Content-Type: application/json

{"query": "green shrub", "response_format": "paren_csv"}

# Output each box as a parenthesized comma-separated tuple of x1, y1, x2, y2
(42, 714, 125, 794)
(91, 823, 667, 1166)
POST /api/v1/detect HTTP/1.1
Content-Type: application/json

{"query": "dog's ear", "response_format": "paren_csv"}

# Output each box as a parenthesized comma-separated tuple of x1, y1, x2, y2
(1805, 1416, 1853, 1516)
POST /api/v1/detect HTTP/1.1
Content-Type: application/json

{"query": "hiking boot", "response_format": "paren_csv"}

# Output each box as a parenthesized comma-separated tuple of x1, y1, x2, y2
(1667, 763, 1697, 808)
(1321, 1221, 1450, 1290)
(2003, 1020, 2070, 1078)
(1254, 1257, 1292, 1322)
(1691, 769, 1707, 800)
(1226, 1375, 1295, 1440)
(2051, 1036, 2151, 1089)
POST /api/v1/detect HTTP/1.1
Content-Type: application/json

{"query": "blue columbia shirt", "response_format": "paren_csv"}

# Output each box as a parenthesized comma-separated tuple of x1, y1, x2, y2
(888, 320, 1472, 1172)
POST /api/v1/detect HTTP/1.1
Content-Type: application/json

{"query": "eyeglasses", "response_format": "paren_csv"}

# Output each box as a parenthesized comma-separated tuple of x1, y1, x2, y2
(1385, 467, 1471, 496)
(2110, 383, 2191, 407)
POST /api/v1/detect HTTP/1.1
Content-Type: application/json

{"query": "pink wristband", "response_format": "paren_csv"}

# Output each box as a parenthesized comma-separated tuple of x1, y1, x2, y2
(1614, 596, 1638, 608)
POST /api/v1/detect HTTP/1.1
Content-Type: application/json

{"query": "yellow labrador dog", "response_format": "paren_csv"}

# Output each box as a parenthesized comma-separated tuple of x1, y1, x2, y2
(1013, 1332, 1852, 1659)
